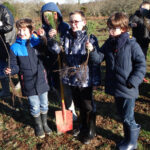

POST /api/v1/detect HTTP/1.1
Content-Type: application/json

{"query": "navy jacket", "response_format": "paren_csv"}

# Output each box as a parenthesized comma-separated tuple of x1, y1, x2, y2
(10, 35, 49, 96)
(91, 33, 146, 98)
(49, 29, 103, 87)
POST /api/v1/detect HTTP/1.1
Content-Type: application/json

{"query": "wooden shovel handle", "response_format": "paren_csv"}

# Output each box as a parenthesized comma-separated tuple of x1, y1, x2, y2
(58, 55, 66, 111)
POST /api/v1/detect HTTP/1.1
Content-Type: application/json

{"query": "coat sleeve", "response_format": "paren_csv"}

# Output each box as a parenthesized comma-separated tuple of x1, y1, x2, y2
(0, 6, 14, 33)
(89, 34, 104, 64)
(129, 13, 144, 29)
(127, 41, 146, 87)
(9, 48, 20, 75)
(47, 37, 62, 54)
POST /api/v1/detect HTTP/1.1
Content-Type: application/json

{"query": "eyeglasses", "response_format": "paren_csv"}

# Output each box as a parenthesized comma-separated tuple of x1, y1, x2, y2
(69, 20, 82, 24)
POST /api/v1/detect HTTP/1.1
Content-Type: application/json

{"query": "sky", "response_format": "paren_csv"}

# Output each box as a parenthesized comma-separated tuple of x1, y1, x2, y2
(43, 0, 94, 4)
(13, 0, 94, 4)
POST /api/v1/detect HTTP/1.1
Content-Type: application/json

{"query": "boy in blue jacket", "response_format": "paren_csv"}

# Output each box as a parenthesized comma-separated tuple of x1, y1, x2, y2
(48, 10, 103, 144)
(91, 12, 146, 149)
(5, 18, 52, 138)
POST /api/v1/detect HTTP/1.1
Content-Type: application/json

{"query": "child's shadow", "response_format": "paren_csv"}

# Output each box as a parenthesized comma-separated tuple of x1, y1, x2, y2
(0, 96, 58, 132)
(139, 82, 150, 100)
(0, 97, 33, 127)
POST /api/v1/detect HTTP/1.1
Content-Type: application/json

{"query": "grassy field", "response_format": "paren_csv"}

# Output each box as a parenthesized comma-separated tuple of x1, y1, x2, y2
(0, 18, 150, 150)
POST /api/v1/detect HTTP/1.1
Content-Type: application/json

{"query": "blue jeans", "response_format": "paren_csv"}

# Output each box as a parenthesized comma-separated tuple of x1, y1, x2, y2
(115, 97, 138, 129)
(28, 92, 48, 117)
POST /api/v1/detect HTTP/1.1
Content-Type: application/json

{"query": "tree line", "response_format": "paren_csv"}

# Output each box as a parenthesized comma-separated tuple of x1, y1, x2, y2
(1, 0, 145, 22)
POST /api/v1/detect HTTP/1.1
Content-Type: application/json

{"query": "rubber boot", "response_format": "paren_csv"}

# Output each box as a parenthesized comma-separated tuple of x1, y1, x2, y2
(74, 109, 88, 138)
(34, 115, 45, 138)
(118, 125, 141, 150)
(117, 123, 129, 147)
(0, 78, 11, 98)
(41, 113, 52, 135)
(81, 112, 96, 144)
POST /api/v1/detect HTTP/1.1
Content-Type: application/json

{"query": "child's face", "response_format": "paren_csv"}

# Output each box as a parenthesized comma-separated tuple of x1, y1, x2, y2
(43, 11, 58, 25)
(69, 13, 86, 32)
(141, 4, 150, 10)
(17, 27, 31, 39)
(108, 27, 124, 37)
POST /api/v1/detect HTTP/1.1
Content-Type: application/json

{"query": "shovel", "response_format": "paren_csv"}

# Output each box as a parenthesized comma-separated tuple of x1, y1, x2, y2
(55, 55, 73, 133)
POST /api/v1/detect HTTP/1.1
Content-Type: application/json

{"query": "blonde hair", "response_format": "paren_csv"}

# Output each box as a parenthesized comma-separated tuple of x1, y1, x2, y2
(16, 18, 34, 32)
(107, 12, 129, 31)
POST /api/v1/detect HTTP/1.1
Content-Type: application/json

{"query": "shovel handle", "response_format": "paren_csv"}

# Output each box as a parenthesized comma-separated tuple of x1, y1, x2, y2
(62, 99, 66, 111)
(62, 99, 66, 121)
(58, 55, 66, 111)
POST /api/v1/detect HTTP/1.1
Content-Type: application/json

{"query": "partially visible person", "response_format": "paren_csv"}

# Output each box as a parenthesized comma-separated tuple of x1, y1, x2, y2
(129, 1, 150, 83)
(40, 2, 77, 120)
(48, 10, 103, 144)
(0, 4, 16, 97)
(5, 18, 52, 138)
(129, 1, 150, 59)
(40, 2, 69, 90)
(91, 12, 146, 149)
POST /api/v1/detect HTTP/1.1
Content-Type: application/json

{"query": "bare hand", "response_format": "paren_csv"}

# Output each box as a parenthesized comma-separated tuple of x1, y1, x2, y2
(86, 41, 94, 52)
(48, 29, 57, 38)
(131, 23, 137, 27)
(5, 68, 11, 74)
(37, 28, 45, 36)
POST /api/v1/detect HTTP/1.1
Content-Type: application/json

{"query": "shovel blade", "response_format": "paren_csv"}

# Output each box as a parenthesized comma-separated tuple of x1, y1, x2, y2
(55, 110, 73, 133)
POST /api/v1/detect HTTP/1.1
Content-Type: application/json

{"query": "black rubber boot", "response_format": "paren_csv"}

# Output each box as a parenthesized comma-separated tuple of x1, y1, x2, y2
(41, 113, 52, 135)
(73, 125, 82, 137)
(75, 109, 88, 138)
(117, 123, 129, 147)
(34, 115, 45, 138)
(81, 112, 96, 144)
(118, 125, 141, 150)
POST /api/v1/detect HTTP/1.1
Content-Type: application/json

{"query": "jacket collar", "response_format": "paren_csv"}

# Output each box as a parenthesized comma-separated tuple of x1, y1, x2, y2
(110, 32, 129, 50)
(16, 37, 28, 45)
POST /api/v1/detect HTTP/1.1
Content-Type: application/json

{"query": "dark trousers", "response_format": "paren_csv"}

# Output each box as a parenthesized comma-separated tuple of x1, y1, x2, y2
(115, 97, 138, 129)
(70, 86, 94, 113)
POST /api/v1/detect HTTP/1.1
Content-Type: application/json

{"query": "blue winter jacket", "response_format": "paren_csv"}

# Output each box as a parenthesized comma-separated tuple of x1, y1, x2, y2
(9, 35, 49, 96)
(49, 29, 103, 87)
(91, 32, 146, 98)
